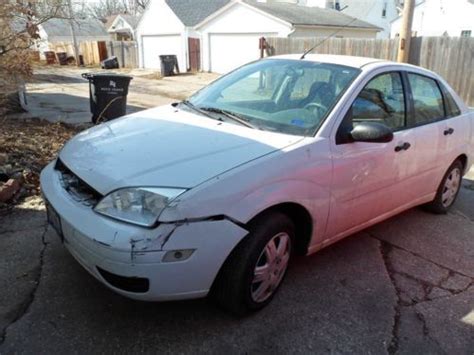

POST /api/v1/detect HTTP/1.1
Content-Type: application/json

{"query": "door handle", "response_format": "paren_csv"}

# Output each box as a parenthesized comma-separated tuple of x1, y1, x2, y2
(444, 128, 454, 136)
(395, 142, 411, 152)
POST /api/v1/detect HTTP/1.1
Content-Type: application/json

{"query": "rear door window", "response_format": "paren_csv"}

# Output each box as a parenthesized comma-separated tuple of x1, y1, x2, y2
(407, 73, 445, 125)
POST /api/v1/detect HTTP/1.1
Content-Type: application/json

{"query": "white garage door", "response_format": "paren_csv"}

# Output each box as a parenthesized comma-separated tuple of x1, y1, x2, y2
(209, 33, 276, 74)
(142, 35, 182, 69)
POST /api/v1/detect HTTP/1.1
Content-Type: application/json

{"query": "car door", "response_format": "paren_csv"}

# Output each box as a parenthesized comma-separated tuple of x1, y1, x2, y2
(326, 71, 418, 239)
(404, 72, 452, 198)
(437, 81, 471, 171)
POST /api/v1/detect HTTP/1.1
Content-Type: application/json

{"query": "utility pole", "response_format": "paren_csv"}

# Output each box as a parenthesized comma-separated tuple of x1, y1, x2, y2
(397, 0, 416, 63)
(67, 0, 80, 66)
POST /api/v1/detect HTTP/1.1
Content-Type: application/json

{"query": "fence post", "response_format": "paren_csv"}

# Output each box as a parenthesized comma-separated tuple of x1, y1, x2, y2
(121, 41, 125, 68)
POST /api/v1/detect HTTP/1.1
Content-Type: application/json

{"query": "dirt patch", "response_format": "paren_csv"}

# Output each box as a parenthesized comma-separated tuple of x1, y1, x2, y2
(137, 72, 163, 80)
(0, 117, 86, 212)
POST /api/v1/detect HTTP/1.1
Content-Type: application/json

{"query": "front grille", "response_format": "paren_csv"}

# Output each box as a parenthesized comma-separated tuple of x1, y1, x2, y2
(55, 159, 102, 207)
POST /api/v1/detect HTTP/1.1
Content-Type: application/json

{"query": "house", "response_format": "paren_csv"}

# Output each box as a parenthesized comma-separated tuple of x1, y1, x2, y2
(136, 0, 230, 72)
(136, 0, 380, 74)
(106, 14, 140, 41)
(37, 18, 109, 57)
(391, 0, 474, 38)
(298, 0, 400, 38)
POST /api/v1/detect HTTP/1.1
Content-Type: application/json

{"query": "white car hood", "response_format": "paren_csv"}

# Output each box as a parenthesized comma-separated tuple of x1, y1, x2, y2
(59, 105, 303, 194)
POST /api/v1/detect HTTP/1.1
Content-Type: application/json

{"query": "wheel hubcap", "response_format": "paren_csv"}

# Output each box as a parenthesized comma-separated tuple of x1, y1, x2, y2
(251, 232, 291, 303)
(441, 168, 461, 207)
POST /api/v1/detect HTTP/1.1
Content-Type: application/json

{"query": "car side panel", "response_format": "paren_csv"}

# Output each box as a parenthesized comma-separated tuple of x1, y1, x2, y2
(444, 112, 473, 171)
(411, 122, 447, 197)
(159, 138, 333, 248)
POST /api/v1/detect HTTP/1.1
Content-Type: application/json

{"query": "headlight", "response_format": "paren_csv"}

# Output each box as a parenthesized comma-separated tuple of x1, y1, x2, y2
(94, 187, 186, 227)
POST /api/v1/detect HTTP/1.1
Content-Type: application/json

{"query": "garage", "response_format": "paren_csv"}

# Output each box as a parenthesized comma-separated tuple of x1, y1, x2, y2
(208, 33, 276, 74)
(141, 34, 182, 69)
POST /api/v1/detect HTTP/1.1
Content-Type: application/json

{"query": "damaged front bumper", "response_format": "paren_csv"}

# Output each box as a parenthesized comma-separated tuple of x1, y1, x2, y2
(40, 163, 249, 301)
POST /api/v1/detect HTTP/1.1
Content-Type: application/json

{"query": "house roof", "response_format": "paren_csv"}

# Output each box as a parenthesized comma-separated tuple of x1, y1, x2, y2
(41, 18, 108, 38)
(243, 0, 380, 30)
(104, 15, 118, 31)
(118, 14, 140, 29)
(165, 0, 231, 26)
(106, 14, 140, 32)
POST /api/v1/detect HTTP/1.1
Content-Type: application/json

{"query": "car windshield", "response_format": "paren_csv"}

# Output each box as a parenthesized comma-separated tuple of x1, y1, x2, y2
(188, 59, 360, 136)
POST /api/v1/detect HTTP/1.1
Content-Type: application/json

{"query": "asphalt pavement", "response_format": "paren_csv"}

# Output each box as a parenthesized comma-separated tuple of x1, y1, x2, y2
(0, 173, 473, 354)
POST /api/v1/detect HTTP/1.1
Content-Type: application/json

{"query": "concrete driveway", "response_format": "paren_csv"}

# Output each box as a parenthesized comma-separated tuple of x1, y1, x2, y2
(24, 66, 218, 124)
(1, 170, 473, 353)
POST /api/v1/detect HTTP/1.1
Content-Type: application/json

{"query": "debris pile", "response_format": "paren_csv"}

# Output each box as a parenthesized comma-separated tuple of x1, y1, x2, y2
(0, 117, 83, 211)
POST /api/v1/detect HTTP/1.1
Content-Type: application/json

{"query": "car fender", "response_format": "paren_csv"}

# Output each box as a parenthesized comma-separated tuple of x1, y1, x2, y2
(161, 178, 331, 248)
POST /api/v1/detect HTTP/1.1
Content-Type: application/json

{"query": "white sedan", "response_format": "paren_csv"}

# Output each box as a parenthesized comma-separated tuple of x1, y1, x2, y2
(41, 55, 474, 314)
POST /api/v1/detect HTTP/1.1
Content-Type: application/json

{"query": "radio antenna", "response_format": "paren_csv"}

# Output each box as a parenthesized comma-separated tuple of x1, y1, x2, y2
(300, 16, 358, 60)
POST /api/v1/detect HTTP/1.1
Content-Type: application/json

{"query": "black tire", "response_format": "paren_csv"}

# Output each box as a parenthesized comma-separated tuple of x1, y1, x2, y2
(212, 211, 295, 315)
(423, 160, 463, 214)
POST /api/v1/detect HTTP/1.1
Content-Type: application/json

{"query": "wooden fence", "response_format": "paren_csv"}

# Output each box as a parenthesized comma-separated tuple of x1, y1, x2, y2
(106, 41, 138, 68)
(50, 40, 138, 68)
(51, 41, 101, 66)
(265, 36, 474, 107)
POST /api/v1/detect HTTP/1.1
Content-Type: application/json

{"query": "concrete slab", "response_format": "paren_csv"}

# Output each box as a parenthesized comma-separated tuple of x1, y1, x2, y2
(24, 67, 218, 124)
(368, 206, 474, 278)
(413, 288, 474, 353)
(0, 198, 46, 342)
(0, 223, 397, 353)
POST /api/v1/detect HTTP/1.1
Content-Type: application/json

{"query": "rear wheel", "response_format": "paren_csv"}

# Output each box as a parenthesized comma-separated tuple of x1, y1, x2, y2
(212, 211, 294, 315)
(424, 160, 463, 214)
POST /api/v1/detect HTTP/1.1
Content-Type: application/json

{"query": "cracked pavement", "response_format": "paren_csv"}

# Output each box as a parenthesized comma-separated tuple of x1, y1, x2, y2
(0, 173, 473, 353)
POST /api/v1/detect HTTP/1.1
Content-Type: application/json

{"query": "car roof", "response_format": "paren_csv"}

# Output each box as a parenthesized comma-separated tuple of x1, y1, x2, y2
(271, 54, 393, 69)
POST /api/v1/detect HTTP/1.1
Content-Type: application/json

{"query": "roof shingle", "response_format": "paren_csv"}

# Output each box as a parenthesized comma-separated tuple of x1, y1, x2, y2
(165, 0, 231, 26)
(41, 18, 108, 38)
(244, 0, 380, 29)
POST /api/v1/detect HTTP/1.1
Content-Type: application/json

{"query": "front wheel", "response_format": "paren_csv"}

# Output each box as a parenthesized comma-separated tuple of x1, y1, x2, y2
(212, 211, 294, 315)
(424, 160, 463, 214)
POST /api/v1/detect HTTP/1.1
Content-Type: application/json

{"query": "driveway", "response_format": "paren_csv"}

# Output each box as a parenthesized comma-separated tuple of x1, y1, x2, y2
(23, 66, 219, 124)
(1, 65, 473, 353)
(0, 170, 473, 353)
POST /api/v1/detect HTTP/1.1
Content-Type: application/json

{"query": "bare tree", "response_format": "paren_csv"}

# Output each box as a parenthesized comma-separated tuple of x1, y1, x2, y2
(86, 0, 150, 20)
(0, 0, 70, 113)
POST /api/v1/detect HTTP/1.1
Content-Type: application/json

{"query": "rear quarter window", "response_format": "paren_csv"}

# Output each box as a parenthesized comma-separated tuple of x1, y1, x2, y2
(439, 83, 462, 117)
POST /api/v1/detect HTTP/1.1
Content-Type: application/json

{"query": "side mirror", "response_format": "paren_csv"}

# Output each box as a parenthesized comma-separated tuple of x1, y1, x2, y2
(350, 122, 394, 143)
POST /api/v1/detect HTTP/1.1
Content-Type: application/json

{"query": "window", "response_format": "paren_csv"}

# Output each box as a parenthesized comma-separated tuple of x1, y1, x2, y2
(461, 30, 472, 38)
(326, 0, 340, 10)
(189, 59, 360, 136)
(439, 83, 461, 117)
(350, 72, 406, 130)
(407, 73, 445, 125)
(290, 68, 331, 100)
(382, 2, 387, 18)
(218, 68, 284, 103)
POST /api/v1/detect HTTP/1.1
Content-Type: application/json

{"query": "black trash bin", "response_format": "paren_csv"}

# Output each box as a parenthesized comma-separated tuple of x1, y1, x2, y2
(82, 73, 133, 124)
(57, 52, 68, 65)
(159, 55, 179, 76)
(101, 56, 120, 69)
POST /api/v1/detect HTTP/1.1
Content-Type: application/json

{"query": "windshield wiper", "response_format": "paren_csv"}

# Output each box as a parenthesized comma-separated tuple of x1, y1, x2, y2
(199, 107, 257, 129)
(179, 100, 214, 118)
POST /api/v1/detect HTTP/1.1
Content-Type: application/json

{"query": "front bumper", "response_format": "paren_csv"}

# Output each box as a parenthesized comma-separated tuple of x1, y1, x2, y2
(40, 162, 248, 301)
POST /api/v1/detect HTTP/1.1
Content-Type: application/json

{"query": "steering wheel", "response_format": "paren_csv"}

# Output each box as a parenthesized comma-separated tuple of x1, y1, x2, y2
(304, 102, 327, 116)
